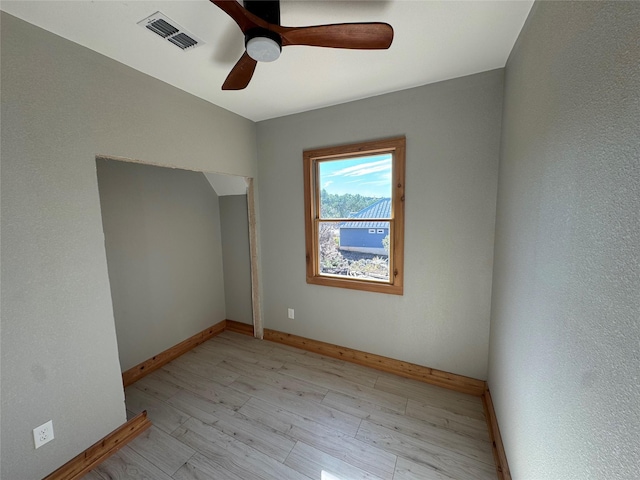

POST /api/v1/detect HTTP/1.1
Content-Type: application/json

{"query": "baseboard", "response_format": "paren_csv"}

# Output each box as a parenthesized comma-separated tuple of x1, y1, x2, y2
(225, 319, 254, 336)
(120, 320, 484, 397)
(263, 329, 486, 396)
(482, 388, 511, 480)
(43, 411, 151, 480)
(122, 320, 227, 387)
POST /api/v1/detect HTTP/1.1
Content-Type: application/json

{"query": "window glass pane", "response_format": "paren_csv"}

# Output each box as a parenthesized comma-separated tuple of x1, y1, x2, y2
(318, 154, 392, 219)
(318, 221, 390, 282)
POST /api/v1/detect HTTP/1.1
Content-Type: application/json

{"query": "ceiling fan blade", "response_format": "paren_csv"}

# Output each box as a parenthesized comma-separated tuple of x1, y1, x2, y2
(222, 52, 258, 90)
(278, 23, 393, 49)
(209, 0, 270, 33)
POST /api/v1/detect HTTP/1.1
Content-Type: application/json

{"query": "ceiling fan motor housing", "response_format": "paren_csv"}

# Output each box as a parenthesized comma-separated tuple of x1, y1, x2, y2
(244, 0, 282, 62)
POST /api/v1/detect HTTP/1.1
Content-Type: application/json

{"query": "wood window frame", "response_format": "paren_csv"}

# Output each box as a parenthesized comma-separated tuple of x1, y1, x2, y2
(303, 136, 406, 295)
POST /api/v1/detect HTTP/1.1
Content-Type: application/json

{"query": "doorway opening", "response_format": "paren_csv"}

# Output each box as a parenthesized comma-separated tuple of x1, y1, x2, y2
(95, 155, 262, 374)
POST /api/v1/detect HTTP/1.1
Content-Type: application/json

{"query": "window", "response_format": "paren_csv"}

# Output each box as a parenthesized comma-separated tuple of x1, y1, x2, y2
(303, 137, 405, 295)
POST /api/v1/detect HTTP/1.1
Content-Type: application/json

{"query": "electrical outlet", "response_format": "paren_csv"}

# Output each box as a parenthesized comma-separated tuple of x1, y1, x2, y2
(288, 308, 295, 319)
(33, 420, 54, 449)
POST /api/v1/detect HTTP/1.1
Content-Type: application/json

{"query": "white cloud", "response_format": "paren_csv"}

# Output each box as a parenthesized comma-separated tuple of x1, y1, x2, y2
(359, 180, 391, 186)
(329, 158, 391, 177)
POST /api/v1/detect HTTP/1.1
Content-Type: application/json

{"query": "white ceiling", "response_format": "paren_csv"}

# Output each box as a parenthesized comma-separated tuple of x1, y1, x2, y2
(1, 0, 533, 122)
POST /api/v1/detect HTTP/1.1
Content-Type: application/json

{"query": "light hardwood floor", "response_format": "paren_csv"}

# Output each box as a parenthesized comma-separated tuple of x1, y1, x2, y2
(83, 331, 496, 480)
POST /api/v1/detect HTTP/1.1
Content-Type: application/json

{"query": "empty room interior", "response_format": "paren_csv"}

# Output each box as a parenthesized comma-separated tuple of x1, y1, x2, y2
(1, 1, 638, 479)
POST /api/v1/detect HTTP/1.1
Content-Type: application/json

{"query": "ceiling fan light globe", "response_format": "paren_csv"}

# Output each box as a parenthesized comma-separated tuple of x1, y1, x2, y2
(246, 36, 281, 62)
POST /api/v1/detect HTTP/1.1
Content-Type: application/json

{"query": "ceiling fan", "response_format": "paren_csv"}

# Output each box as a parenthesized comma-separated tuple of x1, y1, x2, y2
(210, 0, 394, 90)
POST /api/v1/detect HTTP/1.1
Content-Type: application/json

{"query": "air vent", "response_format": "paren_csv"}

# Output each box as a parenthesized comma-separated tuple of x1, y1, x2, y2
(138, 12, 203, 51)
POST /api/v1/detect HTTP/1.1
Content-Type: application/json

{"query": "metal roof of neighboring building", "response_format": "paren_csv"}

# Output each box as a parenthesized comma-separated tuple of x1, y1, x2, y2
(340, 198, 391, 229)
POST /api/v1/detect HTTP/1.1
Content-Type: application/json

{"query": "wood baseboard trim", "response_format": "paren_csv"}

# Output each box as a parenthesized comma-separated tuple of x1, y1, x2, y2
(120, 321, 483, 396)
(43, 411, 151, 480)
(263, 329, 485, 396)
(225, 319, 254, 336)
(122, 320, 227, 387)
(482, 388, 511, 480)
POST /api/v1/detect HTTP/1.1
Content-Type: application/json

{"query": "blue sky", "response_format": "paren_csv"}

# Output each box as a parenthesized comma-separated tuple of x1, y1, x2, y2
(319, 153, 392, 198)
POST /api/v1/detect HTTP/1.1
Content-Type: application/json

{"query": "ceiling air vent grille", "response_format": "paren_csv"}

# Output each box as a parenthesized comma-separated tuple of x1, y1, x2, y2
(138, 12, 203, 51)
(168, 33, 199, 50)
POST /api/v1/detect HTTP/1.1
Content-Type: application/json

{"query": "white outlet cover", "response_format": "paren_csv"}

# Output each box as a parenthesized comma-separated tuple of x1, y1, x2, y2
(288, 308, 295, 319)
(33, 420, 54, 449)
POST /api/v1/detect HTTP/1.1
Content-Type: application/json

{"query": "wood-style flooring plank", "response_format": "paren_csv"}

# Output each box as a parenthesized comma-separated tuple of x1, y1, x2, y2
(229, 375, 361, 436)
(125, 425, 194, 476)
(405, 397, 491, 442)
(376, 372, 482, 401)
(151, 365, 250, 410)
(172, 452, 249, 480)
(240, 397, 397, 480)
(280, 362, 408, 413)
(323, 389, 491, 448)
(167, 389, 296, 463)
(167, 352, 231, 384)
(214, 331, 276, 355)
(356, 420, 496, 480)
(199, 338, 283, 369)
(271, 347, 381, 388)
(218, 357, 329, 397)
(302, 348, 410, 386)
(170, 344, 227, 367)
(80, 471, 104, 480)
(284, 441, 386, 480)
(165, 390, 219, 424)
(162, 359, 239, 386)
(87, 446, 174, 480)
(375, 375, 485, 421)
(172, 417, 308, 480)
(364, 407, 494, 466)
(131, 374, 183, 401)
(393, 456, 458, 480)
(124, 387, 190, 435)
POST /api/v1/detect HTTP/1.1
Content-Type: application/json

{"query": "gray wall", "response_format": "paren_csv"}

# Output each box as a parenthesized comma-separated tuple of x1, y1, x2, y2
(488, 2, 640, 479)
(256, 69, 503, 380)
(96, 159, 227, 371)
(220, 195, 253, 325)
(0, 12, 256, 479)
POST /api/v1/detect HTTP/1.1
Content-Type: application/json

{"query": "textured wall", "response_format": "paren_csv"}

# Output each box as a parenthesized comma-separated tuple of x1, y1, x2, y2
(256, 70, 503, 379)
(220, 195, 253, 325)
(488, 2, 640, 478)
(96, 160, 226, 371)
(0, 12, 256, 479)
